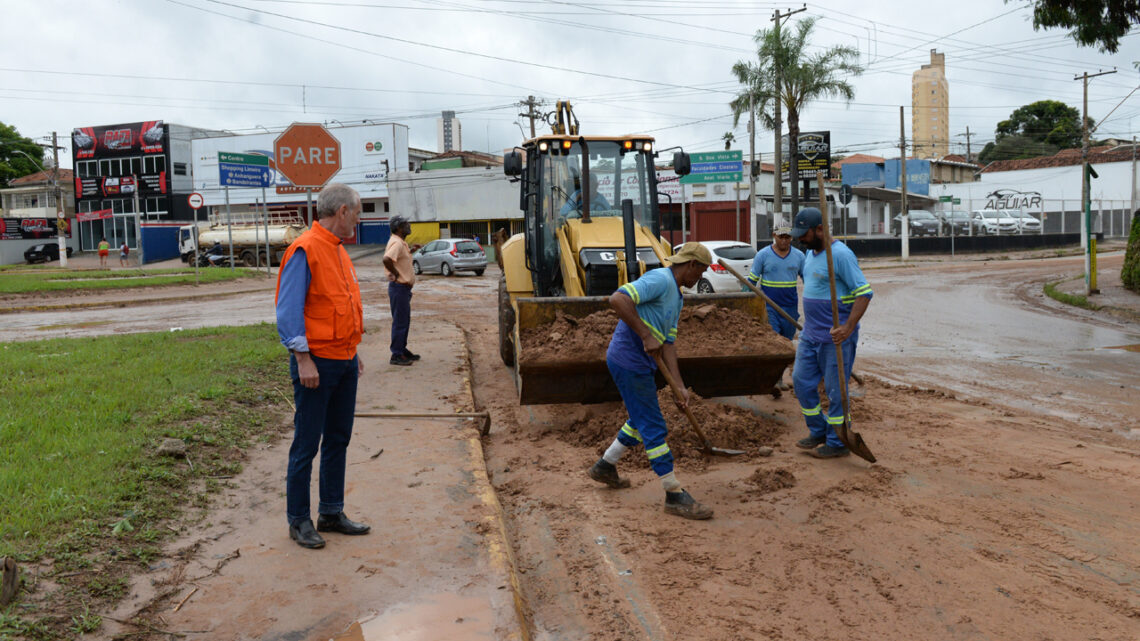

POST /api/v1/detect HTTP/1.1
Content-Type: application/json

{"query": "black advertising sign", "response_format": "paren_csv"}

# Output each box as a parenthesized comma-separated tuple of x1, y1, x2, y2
(72, 120, 166, 160)
(0, 217, 66, 240)
(780, 131, 831, 180)
(74, 173, 168, 201)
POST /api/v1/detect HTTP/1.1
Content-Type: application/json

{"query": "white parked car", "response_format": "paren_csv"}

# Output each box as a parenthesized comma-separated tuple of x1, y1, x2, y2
(971, 210, 1019, 235)
(673, 240, 756, 294)
(1008, 209, 1042, 233)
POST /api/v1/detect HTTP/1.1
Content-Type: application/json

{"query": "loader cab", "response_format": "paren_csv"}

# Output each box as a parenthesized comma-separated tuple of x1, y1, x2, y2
(505, 136, 665, 297)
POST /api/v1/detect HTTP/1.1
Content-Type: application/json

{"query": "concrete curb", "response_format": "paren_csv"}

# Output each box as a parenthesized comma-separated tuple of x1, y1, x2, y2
(0, 286, 272, 315)
(457, 326, 533, 641)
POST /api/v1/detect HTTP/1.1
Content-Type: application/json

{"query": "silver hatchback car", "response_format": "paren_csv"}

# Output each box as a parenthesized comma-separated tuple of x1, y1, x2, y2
(412, 238, 487, 276)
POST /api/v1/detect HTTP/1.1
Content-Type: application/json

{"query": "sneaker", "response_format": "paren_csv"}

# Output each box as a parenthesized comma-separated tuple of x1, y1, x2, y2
(588, 458, 630, 489)
(796, 435, 826, 450)
(390, 355, 413, 366)
(809, 444, 851, 459)
(663, 490, 713, 520)
(402, 351, 421, 361)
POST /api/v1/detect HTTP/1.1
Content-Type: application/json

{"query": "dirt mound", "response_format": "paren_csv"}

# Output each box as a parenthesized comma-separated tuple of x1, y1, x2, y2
(563, 388, 789, 469)
(745, 466, 797, 494)
(519, 304, 792, 364)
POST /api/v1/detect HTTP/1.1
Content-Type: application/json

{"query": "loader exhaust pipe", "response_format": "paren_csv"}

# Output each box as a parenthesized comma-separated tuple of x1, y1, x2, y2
(622, 198, 638, 283)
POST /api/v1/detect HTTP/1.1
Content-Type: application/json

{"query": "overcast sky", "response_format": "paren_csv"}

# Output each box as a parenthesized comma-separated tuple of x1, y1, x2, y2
(3, 0, 1139, 166)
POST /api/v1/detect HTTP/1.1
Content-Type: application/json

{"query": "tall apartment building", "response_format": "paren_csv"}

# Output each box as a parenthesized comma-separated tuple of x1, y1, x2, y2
(912, 50, 949, 158)
(436, 110, 462, 153)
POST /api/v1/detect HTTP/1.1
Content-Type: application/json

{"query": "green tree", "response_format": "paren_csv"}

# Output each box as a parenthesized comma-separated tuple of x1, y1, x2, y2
(722, 131, 736, 150)
(1026, 0, 1140, 53)
(0, 122, 45, 188)
(1123, 211, 1140, 291)
(977, 136, 1060, 164)
(995, 100, 1089, 148)
(730, 16, 863, 214)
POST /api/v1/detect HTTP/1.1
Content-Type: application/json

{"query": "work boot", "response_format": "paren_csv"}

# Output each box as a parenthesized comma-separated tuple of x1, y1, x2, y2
(588, 458, 630, 489)
(402, 350, 421, 361)
(809, 444, 851, 459)
(316, 512, 371, 535)
(289, 519, 325, 549)
(663, 490, 713, 520)
(390, 354, 413, 366)
(775, 380, 790, 391)
(796, 435, 826, 450)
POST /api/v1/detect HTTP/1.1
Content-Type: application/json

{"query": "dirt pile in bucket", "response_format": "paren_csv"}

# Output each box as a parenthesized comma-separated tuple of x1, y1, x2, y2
(519, 304, 792, 364)
(562, 388, 789, 470)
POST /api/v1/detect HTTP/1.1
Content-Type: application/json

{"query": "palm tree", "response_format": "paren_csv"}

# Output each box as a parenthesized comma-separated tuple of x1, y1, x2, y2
(731, 16, 863, 216)
(722, 131, 736, 150)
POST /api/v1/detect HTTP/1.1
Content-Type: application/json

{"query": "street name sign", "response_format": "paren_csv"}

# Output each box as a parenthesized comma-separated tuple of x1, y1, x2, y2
(218, 151, 272, 188)
(680, 150, 743, 184)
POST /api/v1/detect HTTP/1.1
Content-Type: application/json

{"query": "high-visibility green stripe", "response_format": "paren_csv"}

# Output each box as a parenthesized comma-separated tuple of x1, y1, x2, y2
(852, 284, 872, 295)
(620, 283, 640, 304)
(826, 414, 846, 424)
(647, 443, 671, 459)
(801, 405, 821, 416)
(620, 422, 642, 442)
(761, 279, 797, 287)
(637, 314, 666, 343)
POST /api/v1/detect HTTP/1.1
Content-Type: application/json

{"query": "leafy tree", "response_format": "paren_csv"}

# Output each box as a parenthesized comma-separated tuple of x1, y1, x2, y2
(722, 132, 736, 150)
(0, 122, 45, 188)
(1123, 211, 1140, 291)
(995, 100, 1089, 148)
(1026, 0, 1140, 53)
(730, 16, 863, 213)
(977, 135, 1060, 164)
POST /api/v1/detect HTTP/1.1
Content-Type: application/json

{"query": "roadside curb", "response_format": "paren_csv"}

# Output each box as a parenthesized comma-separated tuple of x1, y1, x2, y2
(458, 325, 533, 641)
(0, 286, 272, 315)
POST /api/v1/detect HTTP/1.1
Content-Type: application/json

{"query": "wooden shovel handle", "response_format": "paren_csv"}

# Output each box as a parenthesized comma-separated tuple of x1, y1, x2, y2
(653, 354, 713, 447)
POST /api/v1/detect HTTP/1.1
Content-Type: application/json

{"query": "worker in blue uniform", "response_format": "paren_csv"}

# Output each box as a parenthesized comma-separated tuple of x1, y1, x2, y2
(788, 208, 873, 459)
(747, 225, 805, 391)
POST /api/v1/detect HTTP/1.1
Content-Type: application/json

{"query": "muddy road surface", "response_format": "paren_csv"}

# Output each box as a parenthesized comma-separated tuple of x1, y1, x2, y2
(7, 252, 1139, 640)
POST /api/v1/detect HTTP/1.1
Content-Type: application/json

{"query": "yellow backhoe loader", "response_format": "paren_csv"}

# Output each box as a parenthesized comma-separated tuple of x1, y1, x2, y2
(497, 102, 793, 404)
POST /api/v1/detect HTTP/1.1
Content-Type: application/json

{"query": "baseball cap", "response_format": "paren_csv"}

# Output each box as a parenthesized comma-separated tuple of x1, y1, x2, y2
(665, 241, 713, 266)
(773, 225, 792, 236)
(789, 207, 823, 238)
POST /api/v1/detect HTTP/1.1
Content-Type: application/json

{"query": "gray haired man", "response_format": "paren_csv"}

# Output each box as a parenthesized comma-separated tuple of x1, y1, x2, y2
(383, 215, 417, 365)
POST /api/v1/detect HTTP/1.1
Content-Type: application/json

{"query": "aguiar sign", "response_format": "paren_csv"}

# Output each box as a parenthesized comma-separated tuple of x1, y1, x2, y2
(273, 123, 341, 189)
(780, 131, 831, 180)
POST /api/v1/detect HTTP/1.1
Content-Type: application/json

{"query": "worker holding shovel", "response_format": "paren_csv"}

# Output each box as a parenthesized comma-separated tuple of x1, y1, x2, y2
(587, 242, 715, 520)
(788, 208, 873, 459)
(747, 224, 805, 392)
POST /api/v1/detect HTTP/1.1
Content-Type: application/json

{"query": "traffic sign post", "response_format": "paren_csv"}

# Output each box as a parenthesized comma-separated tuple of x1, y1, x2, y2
(187, 192, 204, 210)
(680, 150, 743, 184)
(274, 123, 342, 189)
(218, 151, 272, 188)
(187, 193, 204, 284)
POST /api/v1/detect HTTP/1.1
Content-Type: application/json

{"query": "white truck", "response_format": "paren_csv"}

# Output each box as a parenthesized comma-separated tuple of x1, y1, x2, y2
(178, 211, 307, 266)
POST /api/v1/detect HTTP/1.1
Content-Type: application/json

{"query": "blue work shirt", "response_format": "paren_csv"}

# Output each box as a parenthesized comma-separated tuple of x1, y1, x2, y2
(747, 245, 805, 311)
(275, 247, 312, 353)
(560, 191, 612, 215)
(606, 267, 682, 373)
(801, 240, 872, 344)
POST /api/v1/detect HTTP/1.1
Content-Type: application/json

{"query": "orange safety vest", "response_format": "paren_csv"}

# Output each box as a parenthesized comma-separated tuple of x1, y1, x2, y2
(275, 222, 364, 360)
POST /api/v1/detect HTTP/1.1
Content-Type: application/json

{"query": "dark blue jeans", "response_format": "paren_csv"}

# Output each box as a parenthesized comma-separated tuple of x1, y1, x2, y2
(286, 353, 359, 526)
(389, 281, 412, 356)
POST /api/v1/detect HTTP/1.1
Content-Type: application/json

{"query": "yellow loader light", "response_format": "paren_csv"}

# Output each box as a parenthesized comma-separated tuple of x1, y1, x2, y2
(623, 140, 633, 150)
(561, 140, 572, 150)
(642, 141, 652, 152)
(538, 141, 549, 152)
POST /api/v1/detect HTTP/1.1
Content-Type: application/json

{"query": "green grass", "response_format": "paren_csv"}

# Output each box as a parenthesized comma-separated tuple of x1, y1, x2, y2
(0, 324, 289, 639)
(1043, 280, 1101, 311)
(0, 268, 258, 294)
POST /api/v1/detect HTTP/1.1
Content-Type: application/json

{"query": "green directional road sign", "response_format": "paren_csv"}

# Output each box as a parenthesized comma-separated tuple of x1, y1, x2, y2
(953, 197, 961, 205)
(681, 150, 743, 184)
(219, 151, 269, 166)
(939, 195, 953, 203)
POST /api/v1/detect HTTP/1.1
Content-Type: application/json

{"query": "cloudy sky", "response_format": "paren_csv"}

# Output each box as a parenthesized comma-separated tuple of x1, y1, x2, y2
(3, 0, 1139, 165)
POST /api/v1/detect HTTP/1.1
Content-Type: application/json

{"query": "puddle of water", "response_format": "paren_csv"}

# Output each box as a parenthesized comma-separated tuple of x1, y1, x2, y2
(331, 593, 495, 641)
(1105, 344, 1140, 353)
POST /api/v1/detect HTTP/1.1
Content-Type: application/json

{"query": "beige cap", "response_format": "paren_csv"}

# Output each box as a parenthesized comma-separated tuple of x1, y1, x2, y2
(773, 225, 792, 236)
(665, 241, 713, 266)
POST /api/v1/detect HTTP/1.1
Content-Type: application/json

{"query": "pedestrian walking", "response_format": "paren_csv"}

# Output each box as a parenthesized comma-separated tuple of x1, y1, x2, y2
(788, 208, 873, 459)
(587, 242, 716, 520)
(383, 215, 418, 366)
(119, 241, 129, 267)
(275, 183, 370, 549)
(97, 237, 110, 268)
(747, 225, 805, 390)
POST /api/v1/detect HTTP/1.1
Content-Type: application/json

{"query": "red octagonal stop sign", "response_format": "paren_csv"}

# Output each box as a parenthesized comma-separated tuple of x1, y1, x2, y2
(274, 123, 341, 188)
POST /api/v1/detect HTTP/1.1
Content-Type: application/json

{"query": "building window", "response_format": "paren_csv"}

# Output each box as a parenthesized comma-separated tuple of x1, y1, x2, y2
(383, 202, 390, 212)
(99, 159, 112, 177)
(143, 155, 166, 174)
(173, 162, 187, 176)
(77, 160, 97, 177)
(362, 202, 375, 213)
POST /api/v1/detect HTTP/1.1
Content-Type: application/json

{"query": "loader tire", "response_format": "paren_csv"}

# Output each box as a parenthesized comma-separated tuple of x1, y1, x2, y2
(498, 275, 516, 367)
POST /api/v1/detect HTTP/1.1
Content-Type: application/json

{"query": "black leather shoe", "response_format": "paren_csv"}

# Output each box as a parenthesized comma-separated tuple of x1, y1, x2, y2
(390, 355, 413, 366)
(317, 512, 371, 535)
(289, 519, 325, 549)
(402, 350, 421, 361)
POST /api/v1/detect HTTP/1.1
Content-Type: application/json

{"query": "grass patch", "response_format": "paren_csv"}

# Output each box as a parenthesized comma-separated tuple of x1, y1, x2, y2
(1044, 280, 1101, 311)
(0, 324, 291, 639)
(0, 268, 258, 294)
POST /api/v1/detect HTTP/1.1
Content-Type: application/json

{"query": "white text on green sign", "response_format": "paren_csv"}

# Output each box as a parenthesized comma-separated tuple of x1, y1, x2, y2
(218, 151, 269, 166)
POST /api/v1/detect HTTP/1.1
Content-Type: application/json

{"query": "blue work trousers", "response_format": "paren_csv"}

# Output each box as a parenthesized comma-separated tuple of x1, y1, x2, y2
(608, 359, 674, 476)
(286, 353, 359, 526)
(792, 334, 857, 449)
(767, 304, 799, 340)
(389, 282, 412, 356)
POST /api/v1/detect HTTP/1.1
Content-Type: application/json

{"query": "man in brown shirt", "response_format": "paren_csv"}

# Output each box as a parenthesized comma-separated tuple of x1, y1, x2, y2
(383, 215, 417, 365)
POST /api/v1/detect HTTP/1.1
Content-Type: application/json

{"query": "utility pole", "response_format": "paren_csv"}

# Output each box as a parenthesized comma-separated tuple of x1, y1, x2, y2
(1076, 69, 1115, 295)
(769, 5, 805, 227)
(749, 92, 757, 244)
(899, 106, 909, 260)
(49, 132, 68, 268)
(1131, 135, 1136, 220)
(957, 126, 973, 163)
(517, 95, 543, 139)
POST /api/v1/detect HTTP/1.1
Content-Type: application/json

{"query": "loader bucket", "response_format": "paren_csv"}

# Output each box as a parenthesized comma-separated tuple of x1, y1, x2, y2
(513, 293, 795, 405)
